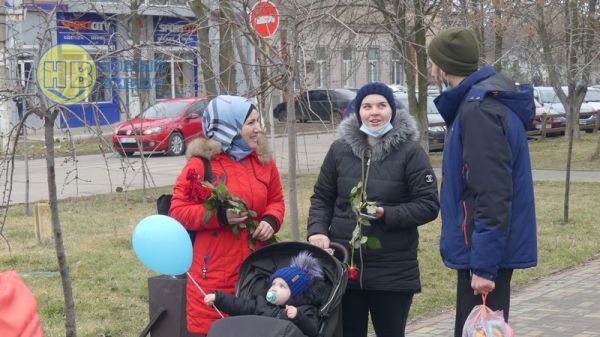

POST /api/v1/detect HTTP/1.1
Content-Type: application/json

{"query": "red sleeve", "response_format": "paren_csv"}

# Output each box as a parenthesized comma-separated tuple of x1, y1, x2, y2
(168, 157, 222, 231)
(262, 160, 285, 232)
(0, 271, 44, 337)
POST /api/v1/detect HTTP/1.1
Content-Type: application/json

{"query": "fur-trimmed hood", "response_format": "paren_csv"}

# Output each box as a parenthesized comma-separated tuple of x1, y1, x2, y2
(185, 133, 272, 164)
(337, 108, 420, 162)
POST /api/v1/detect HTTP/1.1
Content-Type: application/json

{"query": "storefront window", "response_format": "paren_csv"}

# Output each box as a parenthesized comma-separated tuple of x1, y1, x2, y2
(90, 55, 112, 103)
(155, 52, 195, 100)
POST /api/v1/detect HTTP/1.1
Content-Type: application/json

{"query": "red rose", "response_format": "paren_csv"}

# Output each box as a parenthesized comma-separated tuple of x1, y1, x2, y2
(348, 266, 359, 281)
(186, 168, 198, 181)
(198, 186, 212, 201)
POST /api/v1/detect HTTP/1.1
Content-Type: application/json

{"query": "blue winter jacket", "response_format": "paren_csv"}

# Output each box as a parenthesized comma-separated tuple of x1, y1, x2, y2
(435, 66, 538, 281)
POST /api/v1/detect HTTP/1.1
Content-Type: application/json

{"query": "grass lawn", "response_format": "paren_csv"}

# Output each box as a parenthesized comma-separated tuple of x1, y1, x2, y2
(417, 133, 600, 170)
(1, 176, 599, 337)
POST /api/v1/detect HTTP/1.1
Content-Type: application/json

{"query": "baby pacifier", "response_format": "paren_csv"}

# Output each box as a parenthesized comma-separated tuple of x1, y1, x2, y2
(265, 290, 277, 303)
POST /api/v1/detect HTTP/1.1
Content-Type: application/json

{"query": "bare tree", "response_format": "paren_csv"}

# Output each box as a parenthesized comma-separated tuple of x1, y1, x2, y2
(531, 0, 598, 223)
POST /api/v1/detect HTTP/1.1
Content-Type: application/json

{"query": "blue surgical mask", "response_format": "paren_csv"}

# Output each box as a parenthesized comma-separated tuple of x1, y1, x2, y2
(360, 122, 393, 138)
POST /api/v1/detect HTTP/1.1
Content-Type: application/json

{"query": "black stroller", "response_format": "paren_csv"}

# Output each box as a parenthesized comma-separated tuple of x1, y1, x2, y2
(207, 241, 348, 337)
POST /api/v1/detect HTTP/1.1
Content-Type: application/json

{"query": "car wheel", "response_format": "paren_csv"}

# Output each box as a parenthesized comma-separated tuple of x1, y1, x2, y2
(277, 110, 287, 122)
(166, 132, 185, 156)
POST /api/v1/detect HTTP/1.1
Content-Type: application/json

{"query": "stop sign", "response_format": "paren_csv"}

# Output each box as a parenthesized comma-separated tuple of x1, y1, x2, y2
(250, 1, 279, 38)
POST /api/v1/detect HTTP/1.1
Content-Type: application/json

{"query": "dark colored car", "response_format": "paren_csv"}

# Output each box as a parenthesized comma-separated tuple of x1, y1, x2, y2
(343, 93, 446, 151)
(273, 89, 356, 122)
(112, 97, 209, 156)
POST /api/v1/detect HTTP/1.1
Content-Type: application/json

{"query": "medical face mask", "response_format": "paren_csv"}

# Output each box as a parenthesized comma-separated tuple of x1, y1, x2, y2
(360, 122, 393, 138)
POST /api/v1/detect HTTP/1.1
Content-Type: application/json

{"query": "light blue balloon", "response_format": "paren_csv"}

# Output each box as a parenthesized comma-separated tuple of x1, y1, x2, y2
(132, 215, 193, 275)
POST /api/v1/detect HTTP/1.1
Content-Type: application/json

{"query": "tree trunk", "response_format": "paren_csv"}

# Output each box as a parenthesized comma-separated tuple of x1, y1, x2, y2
(43, 108, 77, 337)
(493, 2, 503, 72)
(219, 0, 237, 94)
(287, 20, 299, 241)
(591, 136, 600, 161)
(414, 0, 429, 151)
(563, 127, 574, 224)
(191, 0, 219, 96)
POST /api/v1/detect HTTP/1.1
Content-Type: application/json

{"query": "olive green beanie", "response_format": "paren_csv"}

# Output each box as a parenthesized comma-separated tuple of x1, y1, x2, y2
(428, 27, 480, 76)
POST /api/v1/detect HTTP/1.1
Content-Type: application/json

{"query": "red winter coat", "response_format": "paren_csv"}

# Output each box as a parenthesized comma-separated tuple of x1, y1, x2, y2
(169, 137, 285, 334)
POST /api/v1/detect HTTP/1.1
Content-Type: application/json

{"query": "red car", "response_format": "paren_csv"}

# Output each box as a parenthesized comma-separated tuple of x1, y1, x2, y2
(112, 97, 209, 156)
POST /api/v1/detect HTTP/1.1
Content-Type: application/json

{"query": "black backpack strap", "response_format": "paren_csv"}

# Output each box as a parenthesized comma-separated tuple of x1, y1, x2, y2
(201, 157, 215, 183)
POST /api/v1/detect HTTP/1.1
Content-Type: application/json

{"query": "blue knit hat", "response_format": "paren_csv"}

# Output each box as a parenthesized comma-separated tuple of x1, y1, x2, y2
(354, 82, 397, 124)
(270, 252, 323, 300)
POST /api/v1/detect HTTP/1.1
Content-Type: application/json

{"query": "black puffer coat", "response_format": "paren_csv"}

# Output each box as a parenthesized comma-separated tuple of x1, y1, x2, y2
(308, 113, 440, 292)
(214, 291, 319, 337)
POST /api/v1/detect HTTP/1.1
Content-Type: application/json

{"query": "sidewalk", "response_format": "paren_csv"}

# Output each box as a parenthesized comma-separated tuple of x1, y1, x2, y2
(405, 256, 600, 337)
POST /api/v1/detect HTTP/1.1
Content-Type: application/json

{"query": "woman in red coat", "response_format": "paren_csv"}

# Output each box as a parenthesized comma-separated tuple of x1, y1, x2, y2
(169, 95, 285, 335)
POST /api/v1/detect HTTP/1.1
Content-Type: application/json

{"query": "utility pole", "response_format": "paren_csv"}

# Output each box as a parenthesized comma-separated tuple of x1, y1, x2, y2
(0, 5, 16, 152)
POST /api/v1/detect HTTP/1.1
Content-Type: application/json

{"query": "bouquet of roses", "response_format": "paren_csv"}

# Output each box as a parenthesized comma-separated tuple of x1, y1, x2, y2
(186, 168, 276, 250)
(347, 181, 381, 281)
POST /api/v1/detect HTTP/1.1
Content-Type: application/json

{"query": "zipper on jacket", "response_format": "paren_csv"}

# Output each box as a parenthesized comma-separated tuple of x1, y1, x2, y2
(201, 256, 209, 279)
(460, 201, 469, 246)
(359, 153, 371, 289)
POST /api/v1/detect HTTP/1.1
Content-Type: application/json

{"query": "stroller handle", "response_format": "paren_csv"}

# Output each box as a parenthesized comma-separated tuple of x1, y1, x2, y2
(328, 241, 349, 265)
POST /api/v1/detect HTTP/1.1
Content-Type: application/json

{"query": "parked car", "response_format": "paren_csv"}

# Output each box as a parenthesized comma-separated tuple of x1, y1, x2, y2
(530, 100, 564, 131)
(112, 97, 209, 157)
(343, 93, 446, 150)
(584, 88, 600, 111)
(533, 86, 595, 114)
(272, 89, 356, 122)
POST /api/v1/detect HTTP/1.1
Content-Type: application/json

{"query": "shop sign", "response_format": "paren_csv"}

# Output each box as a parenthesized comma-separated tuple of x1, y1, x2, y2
(57, 13, 115, 46)
(154, 17, 198, 46)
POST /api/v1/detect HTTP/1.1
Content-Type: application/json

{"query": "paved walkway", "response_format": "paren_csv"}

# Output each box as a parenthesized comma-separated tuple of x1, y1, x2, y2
(405, 257, 600, 337)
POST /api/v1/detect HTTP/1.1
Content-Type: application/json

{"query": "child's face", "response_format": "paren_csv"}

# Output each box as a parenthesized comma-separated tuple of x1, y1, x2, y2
(268, 277, 291, 305)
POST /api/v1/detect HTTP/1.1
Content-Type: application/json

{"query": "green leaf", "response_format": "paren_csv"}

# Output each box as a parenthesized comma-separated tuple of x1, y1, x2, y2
(353, 240, 362, 249)
(360, 236, 368, 244)
(248, 239, 256, 251)
(359, 218, 370, 226)
(366, 237, 382, 249)
(202, 210, 212, 224)
(248, 210, 257, 217)
(366, 204, 378, 214)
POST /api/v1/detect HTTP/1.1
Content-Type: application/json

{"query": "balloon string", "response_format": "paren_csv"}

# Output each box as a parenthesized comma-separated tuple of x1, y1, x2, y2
(187, 272, 225, 318)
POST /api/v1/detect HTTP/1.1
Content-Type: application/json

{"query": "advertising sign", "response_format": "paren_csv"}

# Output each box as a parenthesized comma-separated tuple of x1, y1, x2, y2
(153, 17, 198, 46)
(57, 13, 115, 46)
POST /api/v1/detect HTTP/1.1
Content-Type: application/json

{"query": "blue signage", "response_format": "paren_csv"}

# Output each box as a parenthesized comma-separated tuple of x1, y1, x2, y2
(153, 16, 198, 46)
(57, 13, 115, 46)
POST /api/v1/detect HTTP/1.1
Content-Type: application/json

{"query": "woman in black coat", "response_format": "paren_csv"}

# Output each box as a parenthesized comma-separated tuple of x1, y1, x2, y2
(307, 82, 439, 337)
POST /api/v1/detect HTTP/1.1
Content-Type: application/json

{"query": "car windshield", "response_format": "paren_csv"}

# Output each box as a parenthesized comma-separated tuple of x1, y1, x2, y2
(332, 89, 357, 100)
(585, 89, 600, 102)
(538, 89, 561, 103)
(140, 101, 189, 118)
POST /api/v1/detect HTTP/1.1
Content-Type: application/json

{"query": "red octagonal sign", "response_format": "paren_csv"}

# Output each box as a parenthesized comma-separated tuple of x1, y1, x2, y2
(250, 1, 279, 38)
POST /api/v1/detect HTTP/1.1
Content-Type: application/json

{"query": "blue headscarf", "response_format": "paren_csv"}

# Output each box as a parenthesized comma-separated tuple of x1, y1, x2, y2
(202, 95, 254, 161)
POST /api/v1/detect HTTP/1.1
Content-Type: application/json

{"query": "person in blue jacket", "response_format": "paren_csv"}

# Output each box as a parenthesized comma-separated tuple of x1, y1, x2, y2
(427, 27, 538, 337)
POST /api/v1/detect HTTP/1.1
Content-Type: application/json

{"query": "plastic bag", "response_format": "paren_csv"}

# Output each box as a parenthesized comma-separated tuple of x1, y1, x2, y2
(462, 294, 513, 337)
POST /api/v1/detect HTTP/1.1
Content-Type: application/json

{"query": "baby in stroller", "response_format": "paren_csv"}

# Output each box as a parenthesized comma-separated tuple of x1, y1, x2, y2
(204, 251, 328, 337)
